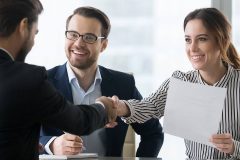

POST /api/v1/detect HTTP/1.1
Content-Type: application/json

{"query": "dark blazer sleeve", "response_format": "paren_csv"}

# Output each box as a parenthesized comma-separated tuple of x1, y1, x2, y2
(39, 67, 65, 150)
(130, 81, 164, 157)
(36, 69, 107, 139)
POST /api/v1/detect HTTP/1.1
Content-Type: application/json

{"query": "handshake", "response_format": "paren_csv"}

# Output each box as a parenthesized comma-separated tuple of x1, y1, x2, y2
(96, 96, 130, 127)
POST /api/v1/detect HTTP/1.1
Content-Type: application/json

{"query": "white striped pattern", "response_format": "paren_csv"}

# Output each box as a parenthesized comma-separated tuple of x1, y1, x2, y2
(124, 64, 240, 159)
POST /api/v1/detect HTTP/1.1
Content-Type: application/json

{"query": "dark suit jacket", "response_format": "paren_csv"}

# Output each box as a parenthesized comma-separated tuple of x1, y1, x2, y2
(40, 64, 163, 157)
(0, 50, 107, 160)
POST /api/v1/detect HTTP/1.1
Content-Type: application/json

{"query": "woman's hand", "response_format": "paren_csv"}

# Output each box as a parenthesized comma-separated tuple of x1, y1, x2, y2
(209, 133, 234, 154)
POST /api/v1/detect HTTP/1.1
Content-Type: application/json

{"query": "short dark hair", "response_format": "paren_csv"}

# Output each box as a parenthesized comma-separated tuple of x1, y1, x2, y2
(0, 0, 43, 37)
(66, 6, 111, 38)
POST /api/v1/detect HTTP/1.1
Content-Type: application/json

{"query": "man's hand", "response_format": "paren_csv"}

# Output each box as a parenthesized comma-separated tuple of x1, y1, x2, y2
(50, 133, 84, 155)
(111, 96, 130, 117)
(96, 96, 117, 127)
(209, 133, 234, 154)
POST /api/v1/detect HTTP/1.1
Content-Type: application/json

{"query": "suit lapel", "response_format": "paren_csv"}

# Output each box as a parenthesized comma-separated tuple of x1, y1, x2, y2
(99, 66, 115, 97)
(54, 64, 73, 103)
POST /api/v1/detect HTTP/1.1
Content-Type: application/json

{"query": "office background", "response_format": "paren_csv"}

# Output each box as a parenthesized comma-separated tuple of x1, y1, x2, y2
(26, 0, 240, 159)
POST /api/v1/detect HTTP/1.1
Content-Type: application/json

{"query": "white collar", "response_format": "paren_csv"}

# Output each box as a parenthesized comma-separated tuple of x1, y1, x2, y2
(66, 61, 102, 84)
(0, 48, 14, 60)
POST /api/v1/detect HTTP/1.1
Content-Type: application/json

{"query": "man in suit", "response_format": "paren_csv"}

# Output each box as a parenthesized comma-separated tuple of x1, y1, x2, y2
(40, 6, 164, 157)
(0, 1, 116, 160)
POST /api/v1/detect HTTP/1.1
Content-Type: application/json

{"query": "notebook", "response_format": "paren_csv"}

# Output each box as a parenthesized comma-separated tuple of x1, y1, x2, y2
(39, 153, 98, 160)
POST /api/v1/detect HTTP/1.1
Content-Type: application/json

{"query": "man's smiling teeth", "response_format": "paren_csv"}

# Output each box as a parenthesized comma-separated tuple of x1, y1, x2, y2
(72, 50, 84, 55)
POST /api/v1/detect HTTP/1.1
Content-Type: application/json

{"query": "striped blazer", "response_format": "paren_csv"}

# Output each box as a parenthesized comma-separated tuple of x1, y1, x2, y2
(124, 64, 240, 159)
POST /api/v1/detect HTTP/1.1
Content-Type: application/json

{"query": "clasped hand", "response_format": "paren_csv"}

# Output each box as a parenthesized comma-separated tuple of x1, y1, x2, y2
(96, 95, 130, 128)
(50, 133, 84, 155)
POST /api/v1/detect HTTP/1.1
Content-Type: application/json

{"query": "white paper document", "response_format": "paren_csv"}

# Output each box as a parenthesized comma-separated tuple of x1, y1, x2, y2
(39, 153, 98, 160)
(163, 77, 227, 146)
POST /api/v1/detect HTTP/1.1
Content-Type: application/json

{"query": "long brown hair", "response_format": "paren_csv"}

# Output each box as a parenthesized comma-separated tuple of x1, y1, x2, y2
(184, 8, 240, 69)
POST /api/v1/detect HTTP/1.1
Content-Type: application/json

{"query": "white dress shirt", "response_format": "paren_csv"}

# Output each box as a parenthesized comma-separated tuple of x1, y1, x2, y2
(45, 62, 105, 155)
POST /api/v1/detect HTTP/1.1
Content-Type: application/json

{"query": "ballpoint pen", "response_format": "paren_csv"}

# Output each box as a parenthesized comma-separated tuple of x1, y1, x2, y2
(82, 146, 86, 151)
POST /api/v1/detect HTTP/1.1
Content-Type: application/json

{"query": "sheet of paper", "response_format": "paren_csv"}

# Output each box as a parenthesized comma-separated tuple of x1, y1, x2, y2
(39, 153, 98, 160)
(163, 77, 226, 146)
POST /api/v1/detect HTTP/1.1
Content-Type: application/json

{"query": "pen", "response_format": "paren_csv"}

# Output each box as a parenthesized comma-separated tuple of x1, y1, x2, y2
(82, 146, 86, 151)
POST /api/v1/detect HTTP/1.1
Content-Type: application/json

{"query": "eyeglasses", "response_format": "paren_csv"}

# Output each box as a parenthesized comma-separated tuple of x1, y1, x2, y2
(65, 31, 105, 44)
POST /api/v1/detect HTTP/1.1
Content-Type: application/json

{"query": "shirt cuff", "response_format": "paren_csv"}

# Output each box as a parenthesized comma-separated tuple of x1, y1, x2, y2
(231, 140, 240, 158)
(44, 136, 57, 155)
(95, 101, 105, 109)
(120, 100, 135, 124)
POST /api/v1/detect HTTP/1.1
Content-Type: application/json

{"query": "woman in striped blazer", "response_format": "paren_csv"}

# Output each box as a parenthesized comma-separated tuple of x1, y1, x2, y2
(102, 8, 240, 159)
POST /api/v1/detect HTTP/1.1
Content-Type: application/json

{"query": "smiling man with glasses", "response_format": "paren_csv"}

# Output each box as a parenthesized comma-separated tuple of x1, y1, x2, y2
(40, 6, 163, 157)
